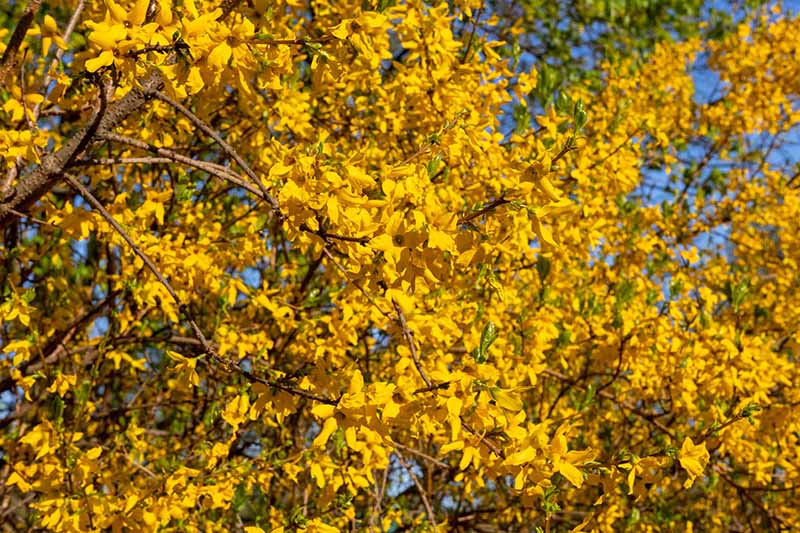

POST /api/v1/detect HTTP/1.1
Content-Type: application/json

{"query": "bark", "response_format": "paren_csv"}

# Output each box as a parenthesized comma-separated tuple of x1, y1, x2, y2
(0, 71, 164, 230)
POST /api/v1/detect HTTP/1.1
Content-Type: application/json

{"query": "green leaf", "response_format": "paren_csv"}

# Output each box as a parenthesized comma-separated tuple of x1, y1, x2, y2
(536, 255, 551, 283)
(473, 321, 499, 363)
(741, 403, 762, 425)
(574, 99, 588, 131)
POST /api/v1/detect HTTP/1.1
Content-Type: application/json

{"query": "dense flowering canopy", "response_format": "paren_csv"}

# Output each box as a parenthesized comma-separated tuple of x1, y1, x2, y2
(1, 0, 799, 531)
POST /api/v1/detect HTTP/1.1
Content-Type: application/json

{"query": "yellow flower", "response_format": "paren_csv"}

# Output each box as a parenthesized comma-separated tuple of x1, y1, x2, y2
(679, 437, 710, 488)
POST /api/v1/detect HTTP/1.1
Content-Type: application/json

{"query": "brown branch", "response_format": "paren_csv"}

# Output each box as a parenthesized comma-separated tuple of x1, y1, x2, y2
(298, 222, 370, 245)
(393, 301, 505, 459)
(0, 290, 120, 395)
(587, 125, 640, 171)
(714, 466, 788, 529)
(259, 37, 335, 46)
(459, 7, 483, 64)
(458, 197, 509, 225)
(371, 462, 391, 532)
(391, 440, 451, 469)
(394, 451, 438, 530)
(126, 44, 181, 58)
(2, 207, 55, 227)
(551, 139, 578, 166)
(542, 367, 676, 440)
(0, 0, 41, 86)
(321, 231, 369, 244)
(30, 0, 85, 121)
(458, 137, 577, 227)
(0, 0, 82, 200)
(153, 91, 282, 217)
(0, 70, 165, 230)
(322, 247, 391, 319)
(696, 413, 745, 444)
(217, 0, 242, 21)
(393, 302, 432, 388)
(595, 333, 630, 395)
(74, 156, 180, 166)
(63, 173, 337, 405)
(98, 132, 262, 197)
(18, 52, 36, 131)
(460, 419, 505, 459)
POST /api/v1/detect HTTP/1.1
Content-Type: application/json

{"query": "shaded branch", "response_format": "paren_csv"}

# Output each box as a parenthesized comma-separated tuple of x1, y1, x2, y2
(395, 451, 438, 530)
(542, 367, 676, 440)
(458, 197, 509, 225)
(63, 173, 337, 405)
(153, 91, 282, 217)
(0, 71, 165, 230)
(98, 132, 262, 197)
(0, 0, 41, 85)
(394, 301, 506, 459)
(393, 302, 432, 388)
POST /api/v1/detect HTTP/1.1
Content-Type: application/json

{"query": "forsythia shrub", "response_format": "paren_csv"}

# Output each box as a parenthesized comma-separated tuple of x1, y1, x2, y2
(1, 0, 799, 531)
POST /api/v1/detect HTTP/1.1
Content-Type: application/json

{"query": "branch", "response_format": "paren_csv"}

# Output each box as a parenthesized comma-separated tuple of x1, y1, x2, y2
(322, 247, 391, 319)
(0, 0, 41, 86)
(0, 291, 120, 395)
(391, 440, 451, 469)
(153, 91, 282, 217)
(458, 197, 509, 225)
(63, 173, 337, 405)
(98, 132, 262, 197)
(696, 412, 745, 444)
(595, 332, 630, 395)
(714, 466, 788, 529)
(393, 301, 506, 459)
(299, 222, 370, 245)
(542, 367, 676, 440)
(0, 70, 165, 230)
(30, 0, 85, 121)
(258, 37, 335, 46)
(394, 302, 434, 390)
(217, 0, 243, 21)
(460, 419, 506, 459)
(459, 7, 483, 64)
(394, 451, 438, 530)
(551, 139, 578, 166)
(587, 123, 642, 171)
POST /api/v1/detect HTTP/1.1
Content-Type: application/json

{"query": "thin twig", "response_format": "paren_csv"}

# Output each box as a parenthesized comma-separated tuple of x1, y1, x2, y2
(121, 449, 157, 478)
(0, 0, 42, 85)
(395, 451, 438, 531)
(63, 173, 337, 405)
(3, 207, 56, 227)
(74, 156, 181, 166)
(458, 197, 509, 225)
(551, 139, 578, 166)
(99, 132, 261, 196)
(696, 413, 745, 444)
(153, 91, 282, 216)
(391, 441, 451, 469)
(0, 70, 165, 229)
(3, 1, 86, 197)
(322, 247, 391, 319)
(393, 301, 506, 459)
(460, 419, 505, 459)
(542, 368, 676, 439)
(587, 125, 641, 171)
(459, 7, 483, 64)
(393, 302, 432, 388)
(371, 462, 391, 532)
(258, 37, 334, 46)
(18, 52, 35, 131)
(32, 0, 85, 119)
(714, 467, 787, 529)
